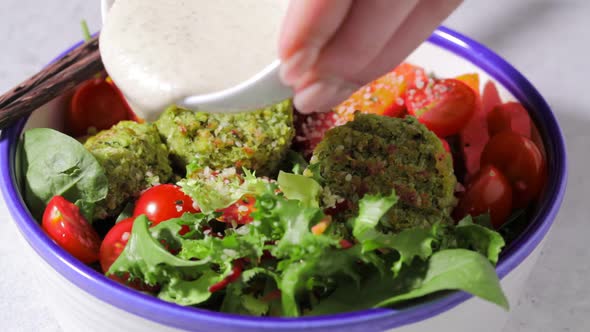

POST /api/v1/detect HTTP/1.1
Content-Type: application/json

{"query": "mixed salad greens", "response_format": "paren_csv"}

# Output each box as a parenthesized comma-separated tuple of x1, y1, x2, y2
(18, 58, 547, 317)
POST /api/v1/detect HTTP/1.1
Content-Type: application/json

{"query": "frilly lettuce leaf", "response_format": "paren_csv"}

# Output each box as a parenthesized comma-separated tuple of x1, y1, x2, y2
(455, 216, 506, 265)
(107, 215, 209, 286)
(178, 168, 273, 213)
(277, 171, 321, 208)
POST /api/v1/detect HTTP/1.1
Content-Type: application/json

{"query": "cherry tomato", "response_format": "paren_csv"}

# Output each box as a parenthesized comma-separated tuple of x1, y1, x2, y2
(440, 137, 451, 153)
(42, 196, 100, 264)
(99, 217, 162, 292)
(481, 132, 545, 208)
(133, 184, 199, 233)
(455, 73, 480, 95)
(406, 78, 477, 137)
(487, 102, 532, 138)
(217, 195, 256, 225)
(99, 217, 134, 273)
(334, 63, 426, 121)
(453, 165, 513, 229)
(66, 78, 136, 137)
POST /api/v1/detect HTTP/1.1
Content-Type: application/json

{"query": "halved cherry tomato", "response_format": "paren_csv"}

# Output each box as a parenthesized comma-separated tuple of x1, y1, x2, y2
(217, 195, 256, 225)
(334, 63, 426, 121)
(406, 78, 477, 137)
(487, 102, 532, 138)
(99, 217, 134, 273)
(133, 184, 199, 234)
(42, 196, 100, 264)
(481, 132, 545, 208)
(453, 165, 513, 229)
(66, 78, 136, 137)
(100, 217, 159, 291)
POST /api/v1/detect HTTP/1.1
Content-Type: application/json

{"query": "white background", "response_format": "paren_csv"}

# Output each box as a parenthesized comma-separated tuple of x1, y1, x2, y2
(0, 1, 588, 331)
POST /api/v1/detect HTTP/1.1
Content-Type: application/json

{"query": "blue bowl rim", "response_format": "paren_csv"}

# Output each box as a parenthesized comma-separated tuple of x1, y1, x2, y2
(0, 26, 567, 332)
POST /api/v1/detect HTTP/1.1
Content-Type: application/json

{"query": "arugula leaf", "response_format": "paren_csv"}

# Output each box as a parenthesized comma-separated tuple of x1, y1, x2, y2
(20, 128, 108, 221)
(376, 249, 509, 310)
(456, 217, 505, 265)
(277, 171, 321, 208)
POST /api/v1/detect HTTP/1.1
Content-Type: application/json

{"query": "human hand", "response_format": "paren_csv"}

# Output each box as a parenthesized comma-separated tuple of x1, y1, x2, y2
(279, 0, 463, 113)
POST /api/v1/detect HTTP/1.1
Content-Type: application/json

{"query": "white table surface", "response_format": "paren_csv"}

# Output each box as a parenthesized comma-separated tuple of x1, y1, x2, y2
(0, 1, 588, 331)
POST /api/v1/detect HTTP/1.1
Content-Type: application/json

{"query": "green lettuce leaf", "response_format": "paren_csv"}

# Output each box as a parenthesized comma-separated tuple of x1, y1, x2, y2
(179, 168, 273, 213)
(455, 217, 506, 265)
(277, 171, 321, 208)
(107, 216, 209, 286)
(158, 270, 225, 306)
(350, 191, 436, 275)
(351, 191, 398, 246)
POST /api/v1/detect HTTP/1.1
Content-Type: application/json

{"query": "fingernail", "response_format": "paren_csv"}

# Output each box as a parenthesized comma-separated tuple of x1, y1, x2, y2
(279, 47, 320, 86)
(294, 78, 359, 113)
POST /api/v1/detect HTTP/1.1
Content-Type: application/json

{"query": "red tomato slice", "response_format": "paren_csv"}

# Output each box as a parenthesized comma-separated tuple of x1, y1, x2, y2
(453, 165, 513, 229)
(487, 102, 532, 138)
(217, 195, 256, 225)
(133, 184, 200, 234)
(42, 196, 101, 264)
(208, 260, 244, 293)
(459, 79, 500, 179)
(66, 78, 137, 137)
(481, 132, 546, 208)
(334, 63, 426, 121)
(482, 80, 502, 114)
(99, 217, 134, 273)
(406, 78, 477, 137)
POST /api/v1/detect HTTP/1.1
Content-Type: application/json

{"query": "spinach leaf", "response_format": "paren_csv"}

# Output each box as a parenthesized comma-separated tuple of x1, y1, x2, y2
(376, 249, 509, 310)
(20, 128, 108, 221)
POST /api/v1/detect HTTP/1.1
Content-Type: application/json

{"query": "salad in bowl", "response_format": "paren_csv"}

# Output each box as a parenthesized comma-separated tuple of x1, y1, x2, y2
(17, 51, 547, 319)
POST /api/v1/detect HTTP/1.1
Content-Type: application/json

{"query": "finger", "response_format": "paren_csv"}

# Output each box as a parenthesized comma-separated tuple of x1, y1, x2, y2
(295, 0, 463, 112)
(294, 77, 360, 113)
(356, 0, 463, 83)
(279, 0, 353, 85)
(316, 0, 419, 81)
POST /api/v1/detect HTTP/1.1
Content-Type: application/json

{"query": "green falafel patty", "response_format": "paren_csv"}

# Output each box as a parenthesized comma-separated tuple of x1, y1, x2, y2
(155, 99, 294, 175)
(84, 121, 173, 219)
(311, 114, 456, 232)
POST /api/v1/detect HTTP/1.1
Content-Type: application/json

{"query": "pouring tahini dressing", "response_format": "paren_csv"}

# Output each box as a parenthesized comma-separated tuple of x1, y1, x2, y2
(100, 0, 289, 120)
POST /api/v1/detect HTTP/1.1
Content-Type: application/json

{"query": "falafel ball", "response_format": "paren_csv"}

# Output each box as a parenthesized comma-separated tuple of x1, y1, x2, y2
(155, 99, 294, 176)
(311, 114, 456, 232)
(84, 121, 173, 219)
